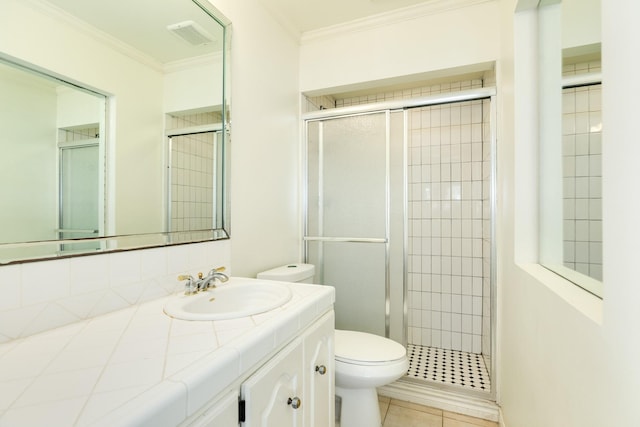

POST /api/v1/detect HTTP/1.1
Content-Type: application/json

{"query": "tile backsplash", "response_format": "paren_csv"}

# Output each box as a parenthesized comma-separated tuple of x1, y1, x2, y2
(0, 240, 230, 343)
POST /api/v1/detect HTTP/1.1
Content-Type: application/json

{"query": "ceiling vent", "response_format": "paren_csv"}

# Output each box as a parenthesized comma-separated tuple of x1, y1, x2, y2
(167, 21, 214, 46)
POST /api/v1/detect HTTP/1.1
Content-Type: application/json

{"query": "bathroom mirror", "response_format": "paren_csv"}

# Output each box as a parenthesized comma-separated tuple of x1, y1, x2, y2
(0, 0, 231, 264)
(538, 0, 602, 296)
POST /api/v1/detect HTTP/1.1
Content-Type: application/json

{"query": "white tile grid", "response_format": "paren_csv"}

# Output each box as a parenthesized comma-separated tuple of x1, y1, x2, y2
(0, 285, 332, 426)
(170, 130, 215, 233)
(303, 94, 336, 113)
(407, 100, 490, 355)
(335, 78, 484, 108)
(0, 240, 231, 342)
(406, 344, 490, 392)
(562, 82, 602, 281)
(0, 281, 330, 426)
(562, 60, 601, 77)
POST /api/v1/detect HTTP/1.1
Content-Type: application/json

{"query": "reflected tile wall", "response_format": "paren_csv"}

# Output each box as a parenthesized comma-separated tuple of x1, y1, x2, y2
(167, 112, 220, 232)
(562, 61, 602, 281)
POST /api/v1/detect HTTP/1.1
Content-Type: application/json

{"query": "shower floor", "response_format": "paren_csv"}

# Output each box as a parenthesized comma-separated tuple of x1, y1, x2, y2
(406, 344, 491, 392)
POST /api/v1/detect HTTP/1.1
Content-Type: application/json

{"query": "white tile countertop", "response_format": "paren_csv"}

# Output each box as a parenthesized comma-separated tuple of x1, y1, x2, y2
(0, 278, 334, 426)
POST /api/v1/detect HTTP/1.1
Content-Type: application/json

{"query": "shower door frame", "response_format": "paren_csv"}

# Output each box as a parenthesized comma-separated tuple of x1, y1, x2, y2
(303, 110, 393, 337)
(302, 87, 498, 401)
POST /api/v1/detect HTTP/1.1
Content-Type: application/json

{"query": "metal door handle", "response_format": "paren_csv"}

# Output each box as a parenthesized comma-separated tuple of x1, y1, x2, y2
(315, 365, 327, 375)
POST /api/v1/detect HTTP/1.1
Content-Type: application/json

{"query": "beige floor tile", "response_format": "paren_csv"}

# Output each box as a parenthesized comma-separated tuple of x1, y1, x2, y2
(443, 411, 498, 427)
(379, 397, 390, 422)
(389, 399, 443, 417)
(382, 404, 442, 427)
(379, 395, 391, 405)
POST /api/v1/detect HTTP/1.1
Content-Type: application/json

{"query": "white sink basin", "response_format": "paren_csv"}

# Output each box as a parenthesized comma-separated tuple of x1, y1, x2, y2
(163, 278, 292, 321)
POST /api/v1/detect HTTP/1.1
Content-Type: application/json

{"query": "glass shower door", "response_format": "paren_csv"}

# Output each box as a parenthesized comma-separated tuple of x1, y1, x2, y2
(305, 113, 389, 336)
(59, 143, 100, 252)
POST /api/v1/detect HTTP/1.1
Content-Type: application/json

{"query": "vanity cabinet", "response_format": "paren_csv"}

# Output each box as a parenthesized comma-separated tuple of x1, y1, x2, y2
(241, 337, 304, 426)
(241, 311, 334, 427)
(303, 313, 334, 427)
(188, 390, 239, 427)
(185, 311, 334, 427)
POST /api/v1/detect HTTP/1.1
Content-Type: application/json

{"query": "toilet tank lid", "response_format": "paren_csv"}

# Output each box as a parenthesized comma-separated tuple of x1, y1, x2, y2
(257, 263, 315, 282)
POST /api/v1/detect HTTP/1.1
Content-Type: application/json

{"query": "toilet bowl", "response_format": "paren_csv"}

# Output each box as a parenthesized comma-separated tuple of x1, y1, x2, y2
(257, 264, 408, 427)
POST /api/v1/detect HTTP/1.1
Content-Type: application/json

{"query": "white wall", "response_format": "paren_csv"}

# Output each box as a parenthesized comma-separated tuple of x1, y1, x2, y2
(299, 1, 500, 94)
(599, 0, 640, 424)
(164, 54, 223, 114)
(0, 68, 57, 245)
(206, 0, 302, 277)
(498, 2, 607, 426)
(497, 0, 640, 426)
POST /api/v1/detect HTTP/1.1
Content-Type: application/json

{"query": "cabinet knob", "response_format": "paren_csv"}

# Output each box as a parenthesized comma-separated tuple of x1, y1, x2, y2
(287, 397, 301, 409)
(315, 365, 327, 375)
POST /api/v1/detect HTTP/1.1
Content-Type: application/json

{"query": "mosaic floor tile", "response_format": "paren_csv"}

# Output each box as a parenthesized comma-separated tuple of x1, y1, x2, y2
(406, 344, 491, 392)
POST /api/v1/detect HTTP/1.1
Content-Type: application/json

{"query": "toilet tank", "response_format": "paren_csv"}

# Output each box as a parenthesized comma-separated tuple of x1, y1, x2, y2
(257, 263, 315, 283)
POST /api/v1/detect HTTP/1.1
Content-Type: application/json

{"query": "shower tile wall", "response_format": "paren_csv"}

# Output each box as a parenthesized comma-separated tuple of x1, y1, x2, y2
(562, 61, 602, 280)
(302, 94, 336, 113)
(406, 99, 491, 355)
(166, 113, 219, 232)
(57, 126, 100, 143)
(335, 79, 483, 107)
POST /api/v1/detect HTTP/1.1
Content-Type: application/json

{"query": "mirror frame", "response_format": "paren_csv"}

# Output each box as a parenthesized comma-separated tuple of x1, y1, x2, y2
(0, 0, 232, 265)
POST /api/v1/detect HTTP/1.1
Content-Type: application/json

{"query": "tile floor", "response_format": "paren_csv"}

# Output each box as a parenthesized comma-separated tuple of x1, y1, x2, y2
(378, 397, 498, 427)
(406, 344, 491, 392)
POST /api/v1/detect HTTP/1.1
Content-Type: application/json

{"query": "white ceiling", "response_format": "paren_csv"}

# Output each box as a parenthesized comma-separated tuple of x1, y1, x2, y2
(257, 0, 437, 34)
(43, 0, 225, 64)
(40, 0, 439, 63)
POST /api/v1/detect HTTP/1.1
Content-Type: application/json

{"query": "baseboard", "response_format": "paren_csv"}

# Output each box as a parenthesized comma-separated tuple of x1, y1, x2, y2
(378, 379, 500, 422)
(499, 407, 507, 427)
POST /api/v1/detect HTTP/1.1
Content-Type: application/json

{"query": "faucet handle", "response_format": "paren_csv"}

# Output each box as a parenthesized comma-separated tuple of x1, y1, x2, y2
(209, 266, 226, 274)
(198, 272, 204, 279)
(178, 274, 198, 295)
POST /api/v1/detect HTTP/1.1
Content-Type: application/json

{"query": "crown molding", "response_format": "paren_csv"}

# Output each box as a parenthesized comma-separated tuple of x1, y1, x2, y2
(24, 0, 164, 73)
(301, 0, 495, 45)
(163, 51, 222, 73)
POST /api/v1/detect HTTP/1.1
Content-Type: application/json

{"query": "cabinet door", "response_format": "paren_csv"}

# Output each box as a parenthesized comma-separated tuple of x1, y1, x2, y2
(303, 311, 335, 427)
(188, 389, 239, 427)
(241, 338, 304, 427)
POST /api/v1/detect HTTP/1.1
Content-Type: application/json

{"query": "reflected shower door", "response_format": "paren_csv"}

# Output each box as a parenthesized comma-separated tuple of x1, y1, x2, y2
(167, 131, 219, 233)
(305, 113, 389, 336)
(59, 144, 100, 252)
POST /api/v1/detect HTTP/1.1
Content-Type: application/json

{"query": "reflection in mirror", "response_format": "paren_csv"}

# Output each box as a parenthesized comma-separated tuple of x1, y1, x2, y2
(0, 59, 106, 254)
(538, 0, 602, 296)
(562, 57, 601, 282)
(0, 0, 231, 264)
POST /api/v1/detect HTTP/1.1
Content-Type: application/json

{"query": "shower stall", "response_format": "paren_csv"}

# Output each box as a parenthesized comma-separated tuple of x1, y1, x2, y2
(303, 86, 496, 401)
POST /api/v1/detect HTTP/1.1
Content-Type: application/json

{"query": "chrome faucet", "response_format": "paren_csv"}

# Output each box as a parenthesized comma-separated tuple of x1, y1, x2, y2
(178, 266, 229, 295)
(199, 267, 229, 291)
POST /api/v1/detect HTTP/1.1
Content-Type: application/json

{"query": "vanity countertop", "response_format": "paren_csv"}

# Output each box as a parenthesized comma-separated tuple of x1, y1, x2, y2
(0, 279, 334, 426)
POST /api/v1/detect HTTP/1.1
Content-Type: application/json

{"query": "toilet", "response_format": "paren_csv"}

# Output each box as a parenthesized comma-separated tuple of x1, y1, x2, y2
(257, 263, 408, 427)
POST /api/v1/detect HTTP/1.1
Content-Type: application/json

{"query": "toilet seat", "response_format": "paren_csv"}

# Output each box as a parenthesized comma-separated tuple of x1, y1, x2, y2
(335, 329, 406, 365)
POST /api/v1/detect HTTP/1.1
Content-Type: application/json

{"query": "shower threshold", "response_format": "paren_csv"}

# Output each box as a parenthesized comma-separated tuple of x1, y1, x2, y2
(406, 344, 491, 393)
